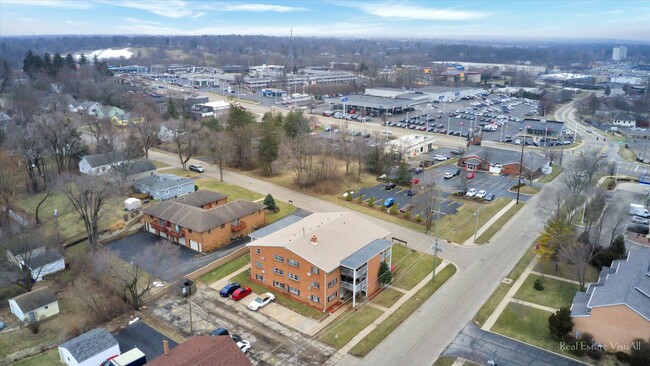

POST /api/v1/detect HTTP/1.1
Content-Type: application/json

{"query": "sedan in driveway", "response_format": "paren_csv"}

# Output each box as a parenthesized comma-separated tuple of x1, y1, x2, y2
(248, 293, 275, 311)
(188, 164, 204, 173)
(383, 198, 396, 208)
(231, 287, 252, 301)
(219, 283, 241, 297)
(385, 182, 397, 190)
(466, 188, 477, 197)
(632, 216, 649, 225)
(399, 203, 414, 213)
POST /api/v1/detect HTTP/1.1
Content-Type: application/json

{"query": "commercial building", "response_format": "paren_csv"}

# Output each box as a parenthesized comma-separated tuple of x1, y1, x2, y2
(142, 190, 265, 253)
(325, 94, 421, 116)
(247, 212, 393, 311)
(458, 146, 547, 177)
(613, 46, 628, 62)
(611, 111, 636, 127)
(385, 135, 436, 158)
(570, 248, 650, 352)
(518, 119, 565, 142)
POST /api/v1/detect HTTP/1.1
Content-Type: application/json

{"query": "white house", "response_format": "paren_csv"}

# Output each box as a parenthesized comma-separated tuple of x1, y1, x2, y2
(9, 287, 60, 323)
(611, 111, 636, 128)
(79, 152, 127, 176)
(6, 246, 65, 282)
(78, 101, 102, 116)
(59, 328, 120, 366)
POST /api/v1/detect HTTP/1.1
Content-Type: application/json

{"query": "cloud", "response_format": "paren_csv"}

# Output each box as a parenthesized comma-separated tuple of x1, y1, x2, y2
(99, 0, 195, 18)
(2, 0, 92, 9)
(347, 2, 492, 20)
(221, 3, 306, 13)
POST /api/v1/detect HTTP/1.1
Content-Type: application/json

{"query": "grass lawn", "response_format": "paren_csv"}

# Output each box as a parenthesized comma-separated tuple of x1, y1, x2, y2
(267, 200, 297, 224)
(197, 254, 250, 285)
(391, 245, 440, 290)
(319, 306, 384, 348)
(349, 265, 456, 357)
(151, 160, 171, 168)
(534, 260, 599, 284)
(437, 198, 511, 243)
(371, 288, 404, 308)
(195, 177, 264, 201)
(230, 270, 325, 320)
(12, 348, 59, 366)
(514, 274, 580, 309)
(538, 164, 564, 183)
(164, 168, 203, 178)
(619, 147, 637, 162)
(475, 203, 524, 244)
(432, 357, 456, 366)
(492, 303, 568, 355)
(473, 246, 536, 326)
(514, 184, 541, 195)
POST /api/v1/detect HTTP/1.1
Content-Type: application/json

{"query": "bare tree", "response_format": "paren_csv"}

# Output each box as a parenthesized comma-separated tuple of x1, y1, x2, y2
(604, 203, 628, 246)
(562, 162, 587, 196)
(130, 101, 161, 158)
(9, 82, 40, 124)
(557, 236, 597, 291)
(37, 113, 87, 174)
(169, 119, 204, 170)
(543, 147, 560, 165)
(0, 150, 20, 219)
(58, 174, 114, 249)
(285, 135, 314, 188)
(576, 148, 603, 184)
(205, 128, 231, 182)
(10, 124, 47, 192)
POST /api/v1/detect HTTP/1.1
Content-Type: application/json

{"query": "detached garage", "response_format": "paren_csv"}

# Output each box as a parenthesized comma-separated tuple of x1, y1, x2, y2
(59, 328, 120, 366)
(9, 287, 60, 323)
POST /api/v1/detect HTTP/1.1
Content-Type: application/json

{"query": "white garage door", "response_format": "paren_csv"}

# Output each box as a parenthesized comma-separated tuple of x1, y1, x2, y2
(189, 240, 200, 252)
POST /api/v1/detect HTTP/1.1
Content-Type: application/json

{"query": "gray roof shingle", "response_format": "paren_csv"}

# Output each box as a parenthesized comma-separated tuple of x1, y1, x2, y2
(11, 287, 57, 312)
(171, 189, 228, 207)
(126, 159, 156, 175)
(143, 199, 265, 232)
(59, 328, 119, 363)
(135, 174, 194, 190)
(82, 152, 127, 168)
(341, 238, 393, 269)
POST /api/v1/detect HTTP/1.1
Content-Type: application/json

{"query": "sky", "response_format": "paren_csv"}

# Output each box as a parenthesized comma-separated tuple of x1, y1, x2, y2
(1, 0, 649, 42)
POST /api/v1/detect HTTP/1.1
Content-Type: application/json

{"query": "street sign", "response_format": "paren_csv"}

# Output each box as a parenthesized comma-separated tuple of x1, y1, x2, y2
(341, 97, 349, 102)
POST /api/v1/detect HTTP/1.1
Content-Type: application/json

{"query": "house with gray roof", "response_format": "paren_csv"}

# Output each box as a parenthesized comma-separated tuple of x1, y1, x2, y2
(611, 111, 636, 127)
(79, 152, 155, 182)
(9, 287, 59, 323)
(134, 174, 194, 200)
(7, 246, 65, 282)
(458, 146, 548, 177)
(142, 190, 266, 253)
(247, 212, 393, 311)
(571, 247, 650, 350)
(59, 328, 120, 366)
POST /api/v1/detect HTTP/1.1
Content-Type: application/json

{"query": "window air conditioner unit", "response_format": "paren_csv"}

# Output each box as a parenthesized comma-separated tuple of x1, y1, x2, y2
(261, 270, 266, 274)
(307, 272, 311, 276)
(261, 256, 265, 261)
(307, 286, 311, 290)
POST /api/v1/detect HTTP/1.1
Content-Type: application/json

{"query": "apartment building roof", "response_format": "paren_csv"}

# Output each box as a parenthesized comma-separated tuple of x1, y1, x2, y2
(341, 238, 392, 269)
(247, 212, 391, 272)
(171, 189, 228, 208)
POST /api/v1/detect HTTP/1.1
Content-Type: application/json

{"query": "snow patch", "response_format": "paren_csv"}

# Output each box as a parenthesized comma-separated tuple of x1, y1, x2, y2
(75, 48, 133, 61)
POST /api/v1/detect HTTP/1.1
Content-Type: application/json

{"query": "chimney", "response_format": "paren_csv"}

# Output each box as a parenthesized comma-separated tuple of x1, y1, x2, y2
(163, 339, 170, 356)
(310, 235, 318, 245)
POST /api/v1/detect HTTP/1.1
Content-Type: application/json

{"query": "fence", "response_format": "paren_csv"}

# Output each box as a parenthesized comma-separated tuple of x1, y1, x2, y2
(185, 246, 249, 281)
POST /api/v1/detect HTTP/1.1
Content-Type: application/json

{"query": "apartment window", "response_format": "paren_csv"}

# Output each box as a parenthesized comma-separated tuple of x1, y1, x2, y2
(327, 292, 338, 302)
(274, 254, 284, 263)
(328, 278, 337, 288)
(288, 273, 299, 281)
(256, 248, 261, 254)
(255, 262, 262, 269)
(288, 259, 300, 268)
(288, 286, 300, 295)
(255, 274, 264, 282)
(273, 268, 284, 276)
(310, 295, 320, 303)
(312, 281, 320, 289)
(311, 266, 320, 274)
(273, 281, 285, 290)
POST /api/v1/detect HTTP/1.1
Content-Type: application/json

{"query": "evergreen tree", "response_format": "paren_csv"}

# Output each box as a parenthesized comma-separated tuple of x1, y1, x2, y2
(79, 52, 87, 65)
(51, 52, 64, 76)
(65, 53, 76, 69)
(0, 59, 11, 93)
(378, 261, 392, 286)
(534, 218, 574, 262)
(258, 112, 281, 175)
(282, 110, 309, 139)
(226, 104, 256, 168)
(22, 49, 43, 77)
(166, 98, 179, 119)
(548, 306, 574, 339)
(630, 339, 650, 366)
(604, 85, 611, 96)
(263, 194, 277, 211)
(610, 235, 626, 256)
(42, 52, 53, 71)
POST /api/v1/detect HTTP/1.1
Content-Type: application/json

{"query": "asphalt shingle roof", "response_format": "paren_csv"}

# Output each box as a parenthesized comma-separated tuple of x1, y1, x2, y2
(341, 238, 392, 269)
(126, 159, 156, 175)
(146, 336, 252, 366)
(135, 174, 194, 191)
(82, 152, 127, 168)
(143, 199, 264, 232)
(11, 287, 57, 313)
(59, 328, 118, 363)
(171, 190, 228, 208)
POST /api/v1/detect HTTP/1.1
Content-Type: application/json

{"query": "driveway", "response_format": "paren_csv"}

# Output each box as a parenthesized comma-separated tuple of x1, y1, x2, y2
(114, 320, 178, 361)
(105, 231, 251, 282)
(442, 324, 585, 366)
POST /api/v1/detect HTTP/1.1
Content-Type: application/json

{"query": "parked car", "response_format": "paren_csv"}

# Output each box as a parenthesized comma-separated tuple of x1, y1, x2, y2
(476, 190, 487, 199)
(632, 216, 649, 225)
(453, 168, 461, 176)
(237, 340, 251, 353)
(466, 188, 477, 197)
(601, 152, 608, 158)
(231, 287, 252, 301)
(383, 198, 396, 208)
(385, 182, 397, 190)
(219, 283, 241, 297)
(399, 204, 414, 213)
(443, 172, 454, 179)
(248, 293, 275, 311)
(407, 189, 416, 196)
(189, 164, 204, 173)
(466, 172, 475, 179)
(211, 327, 229, 336)
(414, 167, 423, 174)
(433, 155, 448, 161)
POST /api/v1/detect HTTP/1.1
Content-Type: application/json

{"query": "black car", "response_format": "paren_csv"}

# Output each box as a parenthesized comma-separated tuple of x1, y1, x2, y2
(211, 327, 229, 336)
(485, 194, 495, 202)
(453, 168, 461, 176)
(219, 283, 241, 297)
(450, 149, 462, 155)
(385, 182, 397, 190)
(407, 189, 416, 196)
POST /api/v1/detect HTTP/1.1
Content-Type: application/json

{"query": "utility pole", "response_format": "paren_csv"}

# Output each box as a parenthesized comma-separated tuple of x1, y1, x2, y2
(473, 205, 481, 242)
(431, 190, 442, 282)
(516, 127, 527, 205)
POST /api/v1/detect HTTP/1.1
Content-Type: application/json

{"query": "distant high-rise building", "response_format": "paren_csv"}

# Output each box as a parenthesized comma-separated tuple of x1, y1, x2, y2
(613, 46, 627, 61)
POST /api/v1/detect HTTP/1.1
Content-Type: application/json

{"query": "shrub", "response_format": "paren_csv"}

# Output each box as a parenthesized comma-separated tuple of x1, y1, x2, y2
(534, 278, 545, 291)
(368, 196, 375, 208)
(403, 209, 411, 219)
(356, 195, 363, 204)
(263, 194, 277, 211)
(109, 220, 125, 232)
(389, 205, 398, 215)
(630, 338, 650, 366)
(415, 214, 422, 223)
(194, 184, 199, 191)
(548, 306, 574, 339)
(346, 193, 353, 201)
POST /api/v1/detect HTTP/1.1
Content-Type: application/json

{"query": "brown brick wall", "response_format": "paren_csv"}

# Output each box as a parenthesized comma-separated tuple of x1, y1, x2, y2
(366, 254, 382, 296)
(200, 197, 228, 209)
(573, 304, 650, 352)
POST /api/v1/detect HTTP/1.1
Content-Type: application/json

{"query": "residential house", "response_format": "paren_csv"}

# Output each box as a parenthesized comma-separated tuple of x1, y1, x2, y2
(134, 174, 195, 201)
(112, 112, 144, 127)
(147, 336, 252, 366)
(59, 328, 120, 366)
(570, 248, 650, 351)
(123, 159, 157, 183)
(457, 146, 547, 177)
(0, 111, 13, 131)
(9, 287, 60, 323)
(96, 106, 125, 120)
(6, 246, 65, 282)
(79, 152, 127, 176)
(79, 153, 155, 182)
(247, 212, 393, 311)
(611, 111, 636, 128)
(78, 101, 102, 116)
(142, 189, 265, 252)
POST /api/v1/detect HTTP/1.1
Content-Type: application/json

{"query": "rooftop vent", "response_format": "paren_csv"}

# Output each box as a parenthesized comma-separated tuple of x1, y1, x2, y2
(310, 235, 318, 245)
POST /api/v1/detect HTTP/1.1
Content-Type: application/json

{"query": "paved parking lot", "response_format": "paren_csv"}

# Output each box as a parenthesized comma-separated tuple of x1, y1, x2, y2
(357, 184, 462, 220)
(114, 320, 178, 360)
(150, 284, 335, 366)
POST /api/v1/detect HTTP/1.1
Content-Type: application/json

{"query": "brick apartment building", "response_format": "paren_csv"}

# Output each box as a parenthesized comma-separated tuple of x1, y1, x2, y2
(142, 190, 265, 253)
(247, 212, 393, 311)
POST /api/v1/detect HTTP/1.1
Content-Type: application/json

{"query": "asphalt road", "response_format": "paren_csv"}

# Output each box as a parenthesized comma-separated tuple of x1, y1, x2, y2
(114, 320, 178, 361)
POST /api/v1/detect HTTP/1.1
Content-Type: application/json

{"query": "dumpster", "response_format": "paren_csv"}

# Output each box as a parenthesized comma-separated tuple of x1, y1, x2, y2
(175, 278, 196, 297)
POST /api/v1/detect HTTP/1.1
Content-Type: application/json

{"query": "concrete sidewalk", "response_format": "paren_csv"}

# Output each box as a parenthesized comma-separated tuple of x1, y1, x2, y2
(463, 200, 517, 246)
(530, 271, 581, 285)
(481, 255, 538, 331)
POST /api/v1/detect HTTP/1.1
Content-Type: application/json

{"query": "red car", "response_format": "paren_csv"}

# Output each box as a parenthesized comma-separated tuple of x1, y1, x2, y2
(466, 172, 475, 179)
(231, 287, 252, 301)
